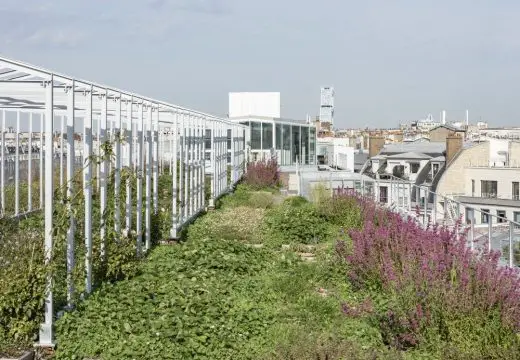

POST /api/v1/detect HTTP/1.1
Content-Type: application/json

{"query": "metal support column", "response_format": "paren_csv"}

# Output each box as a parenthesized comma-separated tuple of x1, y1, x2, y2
(39, 76, 55, 347)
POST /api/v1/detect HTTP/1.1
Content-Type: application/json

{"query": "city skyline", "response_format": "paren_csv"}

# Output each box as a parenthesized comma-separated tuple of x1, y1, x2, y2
(1, 0, 519, 128)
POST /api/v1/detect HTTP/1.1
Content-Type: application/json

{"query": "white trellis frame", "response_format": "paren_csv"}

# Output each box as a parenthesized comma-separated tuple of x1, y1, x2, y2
(0, 55, 247, 347)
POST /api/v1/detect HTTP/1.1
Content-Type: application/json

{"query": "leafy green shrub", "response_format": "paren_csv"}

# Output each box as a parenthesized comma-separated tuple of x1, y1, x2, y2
(0, 219, 46, 345)
(247, 191, 275, 209)
(55, 238, 277, 359)
(220, 184, 276, 209)
(317, 195, 363, 229)
(189, 206, 266, 243)
(283, 195, 308, 207)
(263, 202, 330, 245)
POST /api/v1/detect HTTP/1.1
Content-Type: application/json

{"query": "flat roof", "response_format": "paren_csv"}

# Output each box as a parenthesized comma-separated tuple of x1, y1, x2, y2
(228, 115, 314, 126)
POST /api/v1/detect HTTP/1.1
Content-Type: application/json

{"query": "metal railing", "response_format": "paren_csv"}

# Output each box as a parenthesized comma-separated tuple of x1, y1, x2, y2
(335, 175, 520, 270)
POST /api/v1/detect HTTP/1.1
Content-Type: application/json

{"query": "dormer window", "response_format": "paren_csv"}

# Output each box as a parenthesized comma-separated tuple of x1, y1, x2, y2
(410, 162, 420, 174)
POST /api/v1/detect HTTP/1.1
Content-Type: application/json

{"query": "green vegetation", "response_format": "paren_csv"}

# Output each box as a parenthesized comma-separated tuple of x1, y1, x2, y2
(3, 166, 519, 359)
(54, 187, 399, 359)
(52, 183, 520, 359)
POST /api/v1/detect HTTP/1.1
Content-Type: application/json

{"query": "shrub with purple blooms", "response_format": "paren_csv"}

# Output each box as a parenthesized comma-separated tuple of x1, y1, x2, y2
(243, 158, 280, 190)
(335, 189, 520, 356)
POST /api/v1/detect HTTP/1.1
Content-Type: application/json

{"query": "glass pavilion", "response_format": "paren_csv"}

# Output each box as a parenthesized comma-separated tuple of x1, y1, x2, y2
(230, 116, 316, 166)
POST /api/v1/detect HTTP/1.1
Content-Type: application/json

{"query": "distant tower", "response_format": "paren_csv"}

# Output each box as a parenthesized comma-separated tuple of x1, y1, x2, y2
(319, 87, 334, 126)
(465, 109, 469, 126)
(441, 110, 446, 125)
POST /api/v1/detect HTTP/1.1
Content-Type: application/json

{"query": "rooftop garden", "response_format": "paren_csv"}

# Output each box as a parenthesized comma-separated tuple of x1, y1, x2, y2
(1, 158, 519, 359)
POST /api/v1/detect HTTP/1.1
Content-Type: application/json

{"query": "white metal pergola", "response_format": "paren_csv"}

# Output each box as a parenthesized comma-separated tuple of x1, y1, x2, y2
(0, 55, 247, 347)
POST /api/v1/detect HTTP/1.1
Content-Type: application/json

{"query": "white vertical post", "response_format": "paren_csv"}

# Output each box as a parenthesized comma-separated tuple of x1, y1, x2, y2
(467, 207, 475, 251)
(183, 113, 189, 221)
(97, 105, 101, 191)
(169, 130, 173, 175)
(28, 113, 33, 211)
(60, 114, 65, 188)
(114, 94, 122, 235)
(509, 222, 514, 268)
(190, 114, 195, 216)
(488, 216, 492, 252)
(178, 112, 184, 224)
(153, 105, 159, 215)
(39, 76, 55, 347)
(125, 98, 133, 232)
(100, 91, 108, 260)
(201, 117, 205, 209)
(170, 111, 178, 238)
(196, 115, 201, 212)
(66, 82, 75, 307)
(84, 86, 93, 294)
(15, 110, 20, 215)
(136, 103, 144, 255)
(40, 113, 44, 209)
(145, 105, 152, 251)
(208, 119, 214, 208)
(0, 110, 4, 216)
(423, 188, 428, 226)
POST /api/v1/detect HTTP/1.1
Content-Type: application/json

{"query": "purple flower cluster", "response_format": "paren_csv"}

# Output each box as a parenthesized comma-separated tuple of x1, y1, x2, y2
(335, 189, 520, 334)
(244, 158, 280, 189)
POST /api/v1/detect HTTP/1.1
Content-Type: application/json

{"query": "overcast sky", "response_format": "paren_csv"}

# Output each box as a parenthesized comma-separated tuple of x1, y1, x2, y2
(1, 0, 519, 129)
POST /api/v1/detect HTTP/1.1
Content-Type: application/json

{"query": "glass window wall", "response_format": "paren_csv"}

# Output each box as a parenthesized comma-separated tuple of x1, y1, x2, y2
(275, 124, 282, 150)
(262, 122, 273, 149)
(301, 126, 309, 165)
(282, 124, 291, 166)
(227, 129, 231, 150)
(309, 128, 316, 165)
(251, 121, 261, 149)
(292, 126, 301, 164)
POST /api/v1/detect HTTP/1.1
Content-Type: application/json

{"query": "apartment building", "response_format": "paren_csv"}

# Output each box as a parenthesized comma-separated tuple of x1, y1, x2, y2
(362, 136, 446, 206)
(435, 139, 520, 225)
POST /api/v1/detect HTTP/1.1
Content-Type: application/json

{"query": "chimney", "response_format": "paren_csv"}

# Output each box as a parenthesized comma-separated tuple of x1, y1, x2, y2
(369, 136, 385, 158)
(442, 110, 446, 125)
(465, 109, 469, 126)
(446, 133, 463, 164)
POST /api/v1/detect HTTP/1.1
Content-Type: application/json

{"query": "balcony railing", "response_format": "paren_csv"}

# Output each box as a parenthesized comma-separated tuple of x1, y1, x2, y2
(481, 192, 497, 198)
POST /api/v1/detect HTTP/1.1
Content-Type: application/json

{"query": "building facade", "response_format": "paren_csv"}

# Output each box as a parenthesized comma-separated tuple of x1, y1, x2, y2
(435, 139, 520, 225)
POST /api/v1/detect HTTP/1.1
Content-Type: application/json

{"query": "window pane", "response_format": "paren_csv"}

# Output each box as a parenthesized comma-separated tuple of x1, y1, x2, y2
(481, 180, 497, 198)
(227, 129, 231, 150)
(251, 121, 261, 149)
(282, 125, 291, 165)
(481, 209, 490, 224)
(309, 128, 316, 165)
(275, 124, 282, 150)
(497, 210, 506, 223)
(292, 126, 300, 163)
(513, 182, 519, 200)
(301, 126, 309, 165)
(205, 129, 211, 150)
(262, 122, 273, 149)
